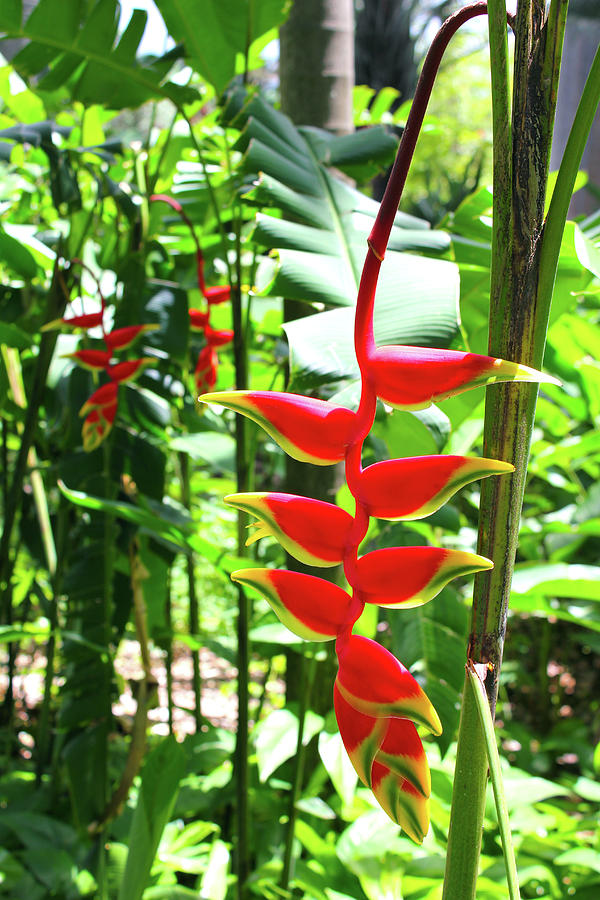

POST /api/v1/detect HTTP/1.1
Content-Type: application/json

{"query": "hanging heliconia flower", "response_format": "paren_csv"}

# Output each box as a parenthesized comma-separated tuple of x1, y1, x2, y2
(150, 194, 233, 397)
(44, 263, 158, 451)
(202, 4, 558, 842)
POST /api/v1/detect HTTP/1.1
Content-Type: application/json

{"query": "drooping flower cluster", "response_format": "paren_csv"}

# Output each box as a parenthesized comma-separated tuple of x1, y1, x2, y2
(150, 194, 233, 396)
(45, 299, 155, 451)
(201, 5, 556, 842)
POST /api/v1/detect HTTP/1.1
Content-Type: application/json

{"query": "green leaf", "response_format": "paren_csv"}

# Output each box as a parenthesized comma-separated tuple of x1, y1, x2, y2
(199, 839, 230, 900)
(511, 563, 600, 601)
(0, 623, 50, 643)
(169, 432, 236, 472)
(118, 738, 186, 900)
(317, 731, 357, 808)
(554, 848, 600, 873)
(283, 254, 459, 390)
(0, 227, 39, 279)
(501, 768, 569, 810)
(0, 0, 196, 108)
(58, 481, 193, 546)
(254, 708, 324, 782)
(155, 0, 290, 94)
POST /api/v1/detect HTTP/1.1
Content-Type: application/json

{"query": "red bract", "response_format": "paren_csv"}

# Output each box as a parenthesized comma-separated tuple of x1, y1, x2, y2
(65, 349, 112, 371)
(225, 492, 353, 567)
(352, 546, 492, 608)
(231, 568, 353, 641)
(207, 4, 556, 841)
(81, 400, 117, 452)
(200, 391, 357, 465)
(103, 324, 158, 351)
(194, 345, 218, 394)
(352, 455, 514, 520)
(204, 285, 231, 305)
(189, 309, 210, 331)
(365, 345, 558, 411)
(204, 326, 234, 348)
(79, 381, 118, 416)
(108, 358, 152, 383)
(44, 311, 104, 331)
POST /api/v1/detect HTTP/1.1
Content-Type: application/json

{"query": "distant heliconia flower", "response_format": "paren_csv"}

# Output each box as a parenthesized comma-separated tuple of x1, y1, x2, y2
(202, 4, 557, 841)
(55, 277, 155, 449)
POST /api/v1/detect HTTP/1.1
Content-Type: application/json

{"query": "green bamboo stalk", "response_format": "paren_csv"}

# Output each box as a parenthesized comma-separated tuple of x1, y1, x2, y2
(179, 450, 203, 729)
(165, 569, 174, 736)
(443, 2, 569, 896)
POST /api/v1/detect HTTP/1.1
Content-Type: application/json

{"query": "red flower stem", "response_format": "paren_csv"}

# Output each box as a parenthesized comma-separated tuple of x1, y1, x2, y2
(369, 2, 491, 260)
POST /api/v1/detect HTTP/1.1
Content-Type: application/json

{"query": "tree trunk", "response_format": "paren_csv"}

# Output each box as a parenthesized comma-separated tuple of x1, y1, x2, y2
(279, 0, 354, 134)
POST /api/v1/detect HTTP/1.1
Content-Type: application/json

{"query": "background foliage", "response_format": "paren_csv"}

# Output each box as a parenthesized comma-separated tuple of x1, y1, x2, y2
(0, 1, 599, 898)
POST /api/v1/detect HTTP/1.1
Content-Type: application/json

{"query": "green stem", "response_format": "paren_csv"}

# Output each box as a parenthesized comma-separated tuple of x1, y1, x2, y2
(280, 653, 317, 892)
(179, 451, 202, 729)
(444, 3, 568, 897)
(467, 664, 521, 900)
(442, 673, 489, 900)
(166, 569, 174, 736)
(36, 498, 69, 781)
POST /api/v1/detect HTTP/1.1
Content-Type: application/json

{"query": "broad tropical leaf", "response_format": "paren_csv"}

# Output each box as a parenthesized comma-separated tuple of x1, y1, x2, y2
(0, 0, 196, 108)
